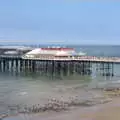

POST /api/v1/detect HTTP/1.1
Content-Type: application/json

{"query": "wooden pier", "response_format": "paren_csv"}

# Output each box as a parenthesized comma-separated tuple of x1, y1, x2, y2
(0, 55, 119, 78)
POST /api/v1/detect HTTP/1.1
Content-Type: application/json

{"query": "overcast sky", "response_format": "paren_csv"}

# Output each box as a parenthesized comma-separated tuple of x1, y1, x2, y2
(0, 0, 120, 45)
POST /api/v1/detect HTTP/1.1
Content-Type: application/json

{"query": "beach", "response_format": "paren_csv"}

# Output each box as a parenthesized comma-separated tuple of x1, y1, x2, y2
(2, 86, 120, 120)
(3, 96, 120, 120)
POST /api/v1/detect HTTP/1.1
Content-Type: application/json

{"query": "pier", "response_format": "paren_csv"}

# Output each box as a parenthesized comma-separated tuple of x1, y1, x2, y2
(0, 47, 119, 78)
(0, 54, 118, 77)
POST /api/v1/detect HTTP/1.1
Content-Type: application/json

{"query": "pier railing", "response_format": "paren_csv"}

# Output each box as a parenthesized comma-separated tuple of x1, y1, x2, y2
(0, 55, 21, 58)
(0, 54, 120, 63)
(21, 55, 120, 63)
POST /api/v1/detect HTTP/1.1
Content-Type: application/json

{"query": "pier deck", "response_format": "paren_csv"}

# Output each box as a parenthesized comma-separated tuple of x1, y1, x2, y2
(22, 55, 120, 63)
(0, 55, 120, 63)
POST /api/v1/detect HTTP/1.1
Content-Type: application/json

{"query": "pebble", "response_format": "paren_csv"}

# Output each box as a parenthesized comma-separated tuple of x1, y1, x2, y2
(6, 95, 112, 115)
(0, 114, 8, 120)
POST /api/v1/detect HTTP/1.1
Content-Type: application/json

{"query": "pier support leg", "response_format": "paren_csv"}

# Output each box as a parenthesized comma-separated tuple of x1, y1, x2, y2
(31, 60, 36, 72)
(45, 61, 48, 76)
(69, 61, 74, 75)
(51, 60, 55, 78)
(0, 60, 1, 71)
(111, 62, 114, 76)
(3, 60, 6, 72)
(20, 59, 23, 72)
(57, 61, 61, 77)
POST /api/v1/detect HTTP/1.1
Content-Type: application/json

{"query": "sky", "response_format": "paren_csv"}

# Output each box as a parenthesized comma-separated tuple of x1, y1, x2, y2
(0, 0, 120, 45)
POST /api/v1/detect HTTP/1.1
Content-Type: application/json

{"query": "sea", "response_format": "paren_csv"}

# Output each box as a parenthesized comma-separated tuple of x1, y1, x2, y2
(1, 45, 120, 116)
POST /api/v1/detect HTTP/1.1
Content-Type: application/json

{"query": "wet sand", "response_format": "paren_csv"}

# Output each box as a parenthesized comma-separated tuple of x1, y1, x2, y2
(3, 97, 120, 120)
(2, 82, 120, 120)
(81, 98, 120, 120)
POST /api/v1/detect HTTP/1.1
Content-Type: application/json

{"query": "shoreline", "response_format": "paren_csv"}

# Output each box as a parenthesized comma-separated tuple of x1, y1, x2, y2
(2, 87, 120, 120)
(3, 97, 120, 120)
(2, 88, 117, 120)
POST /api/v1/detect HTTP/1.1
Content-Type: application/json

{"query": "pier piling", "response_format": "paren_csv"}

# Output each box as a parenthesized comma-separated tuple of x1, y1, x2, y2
(0, 55, 118, 78)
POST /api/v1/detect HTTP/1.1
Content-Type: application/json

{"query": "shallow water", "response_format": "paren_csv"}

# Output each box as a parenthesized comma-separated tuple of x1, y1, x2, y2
(0, 71, 120, 115)
(0, 73, 91, 113)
